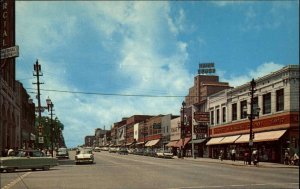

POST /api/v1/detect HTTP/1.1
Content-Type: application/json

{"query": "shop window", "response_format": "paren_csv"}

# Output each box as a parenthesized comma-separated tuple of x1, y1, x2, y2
(232, 103, 237, 121)
(216, 109, 220, 124)
(276, 89, 284, 112)
(222, 107, 226, 123)
(240, 100, 247, 119)
(263, 93, 271, 114)
(210, 111, 214, 125)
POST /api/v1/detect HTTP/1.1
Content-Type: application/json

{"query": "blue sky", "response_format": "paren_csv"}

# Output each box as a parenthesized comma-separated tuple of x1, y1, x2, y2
(15, 1, 299, 148)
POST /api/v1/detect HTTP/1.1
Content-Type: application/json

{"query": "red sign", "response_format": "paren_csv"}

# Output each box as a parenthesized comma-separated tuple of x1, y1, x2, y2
(210, 113, 299, 136)
(194, 112, 210, 123)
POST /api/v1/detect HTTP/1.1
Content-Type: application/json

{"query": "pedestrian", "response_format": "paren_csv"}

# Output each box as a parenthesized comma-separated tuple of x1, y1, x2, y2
(244, 150, 249, 165)
(231, 148, 236, 161)
(252, 149, 258, 166)
(7, 148, 14, 156)
(219, 149, 224, 161)
(284, 149, 290, 165)
(291, 152, 299, 165)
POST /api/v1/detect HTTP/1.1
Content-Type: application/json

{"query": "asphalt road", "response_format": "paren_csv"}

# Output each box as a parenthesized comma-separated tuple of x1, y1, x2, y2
(1, 151, 299, 189)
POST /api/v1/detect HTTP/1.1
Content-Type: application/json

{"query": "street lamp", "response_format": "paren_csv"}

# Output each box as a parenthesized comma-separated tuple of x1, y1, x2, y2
(181, 101, 186, 158)
(46, 97, 54, 157)
(244, 79, 261, 165)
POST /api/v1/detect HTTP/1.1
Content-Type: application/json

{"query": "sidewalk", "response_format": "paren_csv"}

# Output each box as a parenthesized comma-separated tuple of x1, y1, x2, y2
(175, 156, 299, 168)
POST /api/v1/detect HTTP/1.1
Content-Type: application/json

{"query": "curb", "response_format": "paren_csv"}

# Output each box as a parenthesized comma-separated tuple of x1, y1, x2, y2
(180, 157, 299, 169)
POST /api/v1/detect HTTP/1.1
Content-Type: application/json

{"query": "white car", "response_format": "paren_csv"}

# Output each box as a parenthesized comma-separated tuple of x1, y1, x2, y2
(93, 147, 101, 152)
(156, 149, 174, 159)
(75, 148, 94, 164)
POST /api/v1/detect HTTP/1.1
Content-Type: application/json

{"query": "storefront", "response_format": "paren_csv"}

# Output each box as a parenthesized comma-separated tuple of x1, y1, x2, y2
(207, 128, 294, 163)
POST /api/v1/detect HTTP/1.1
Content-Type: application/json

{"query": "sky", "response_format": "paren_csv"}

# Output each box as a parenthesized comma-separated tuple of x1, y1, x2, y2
(15, 1, 299, 148)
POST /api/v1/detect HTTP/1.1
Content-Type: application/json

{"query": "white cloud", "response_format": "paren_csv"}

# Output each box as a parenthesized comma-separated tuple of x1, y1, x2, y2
(220, 61, 284, 87)
(16, 1, 192, 147)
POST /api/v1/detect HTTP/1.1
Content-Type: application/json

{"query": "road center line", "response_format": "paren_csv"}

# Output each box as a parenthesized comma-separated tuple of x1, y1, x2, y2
(1, 172, 31, 189)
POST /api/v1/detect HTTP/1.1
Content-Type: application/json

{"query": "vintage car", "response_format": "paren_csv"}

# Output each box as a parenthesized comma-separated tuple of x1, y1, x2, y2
(118, 147, 128, 155)
(93, 147, 101, 152)
(75, 148, 94, 164)
(56, 147, 69, 159)
(0, 150, 58, 173)
(156, 149, 174, 159)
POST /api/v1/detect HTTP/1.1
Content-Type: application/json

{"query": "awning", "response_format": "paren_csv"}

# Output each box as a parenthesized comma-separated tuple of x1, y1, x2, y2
(206, 137, 225, 145)
(219, 135, 241, 144)
(145, 139, 160, 147)
(136, 141, 146, 145)
(189, 139, 206, 144)
(175, 137, 191, 148)
(235, 130, 287, 143)
(166, 140, 178, 147)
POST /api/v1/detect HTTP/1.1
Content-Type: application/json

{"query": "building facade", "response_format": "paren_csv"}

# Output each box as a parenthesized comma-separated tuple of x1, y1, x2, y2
(207, 65, 299, 163)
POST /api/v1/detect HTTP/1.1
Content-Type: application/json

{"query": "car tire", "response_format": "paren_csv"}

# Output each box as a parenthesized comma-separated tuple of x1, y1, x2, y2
(43, 166, 50, 171)
(7, 168, 15, 173)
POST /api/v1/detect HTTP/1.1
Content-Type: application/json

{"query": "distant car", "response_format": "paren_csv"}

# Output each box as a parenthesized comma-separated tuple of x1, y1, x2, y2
(56, 148, 69, 159)
(0, 150, 58, 173)
(109, 147, 118, 153)
(75, 148, 94, 164)
(118, 147, 128, 155)
(94, 147, 101, 152)
(156, 149, 173, 159)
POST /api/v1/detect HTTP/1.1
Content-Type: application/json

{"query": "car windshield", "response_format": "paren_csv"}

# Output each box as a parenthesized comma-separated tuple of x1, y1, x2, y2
(79, 149, 92, 154)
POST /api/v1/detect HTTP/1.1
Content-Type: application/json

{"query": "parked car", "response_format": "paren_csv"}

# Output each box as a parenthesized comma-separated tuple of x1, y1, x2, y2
(118, 147, 128, 155)
(75, 148, 94, 164)
(109, 147, 118, 153)
(94, 147, 101, 152)
(133, 148, 144, 155)
(56, 147, 69, 159)
(156, 149, 174, 159)
(144, 148, 156, 157)
(0, 150, 58, 173)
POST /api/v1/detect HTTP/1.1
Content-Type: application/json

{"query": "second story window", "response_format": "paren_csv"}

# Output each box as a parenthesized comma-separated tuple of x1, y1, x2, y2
(222, 107, 226, 123)
(232, 103, 237, 121)
(210, 111, 214, 125)
(216, 109, 220, 124)
(240, 100, 247, 119)
(263, 93, 271, 114)
(276, 89, 284, 112)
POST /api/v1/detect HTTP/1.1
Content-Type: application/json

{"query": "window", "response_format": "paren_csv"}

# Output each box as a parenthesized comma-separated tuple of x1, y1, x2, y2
(263, 93, 271, 114)
(240, 100, 247, 119)
(232, 103, 237, 121)
(252, 97, 259, 115)
(210, 111, 214, 125)
(222, 107, 226, 123)
(216, 109, 220, 124)
(276, 89, 284, 111)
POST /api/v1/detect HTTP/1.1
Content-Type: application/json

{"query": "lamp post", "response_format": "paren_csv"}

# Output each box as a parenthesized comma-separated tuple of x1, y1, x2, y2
(246, 79, 260, 165)
(181, 101, 186, 158)
(46, 97, 54, 157)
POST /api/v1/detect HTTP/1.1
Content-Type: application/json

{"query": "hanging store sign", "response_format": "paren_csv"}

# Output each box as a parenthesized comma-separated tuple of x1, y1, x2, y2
(194, 112, 210, 123)
(1, 45, 19, 59)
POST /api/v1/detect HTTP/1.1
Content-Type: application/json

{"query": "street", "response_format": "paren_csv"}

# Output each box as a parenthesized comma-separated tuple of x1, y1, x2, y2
(1, 151, 299, 189)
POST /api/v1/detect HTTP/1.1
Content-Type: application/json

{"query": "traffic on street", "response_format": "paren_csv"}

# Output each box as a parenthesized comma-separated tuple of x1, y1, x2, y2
(1, 150, 298, 189)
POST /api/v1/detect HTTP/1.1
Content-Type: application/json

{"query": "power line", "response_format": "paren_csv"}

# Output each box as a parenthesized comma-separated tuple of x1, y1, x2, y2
(25, 88, 186, 98)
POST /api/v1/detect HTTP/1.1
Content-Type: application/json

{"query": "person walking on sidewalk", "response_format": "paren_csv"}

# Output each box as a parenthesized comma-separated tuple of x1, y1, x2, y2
(231, 148, 236, 161)
(244, 150, 249, 165)
(219, 150, 224, 161)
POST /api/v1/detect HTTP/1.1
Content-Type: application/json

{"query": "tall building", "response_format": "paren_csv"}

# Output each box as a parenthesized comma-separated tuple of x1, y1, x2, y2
(181, 63, 231, 157)
(0, 0, 19, 155)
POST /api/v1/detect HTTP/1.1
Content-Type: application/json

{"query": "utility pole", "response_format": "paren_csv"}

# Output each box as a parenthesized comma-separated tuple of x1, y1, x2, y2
(33, 60, 44, 149)
(248, 78, 256, 165)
